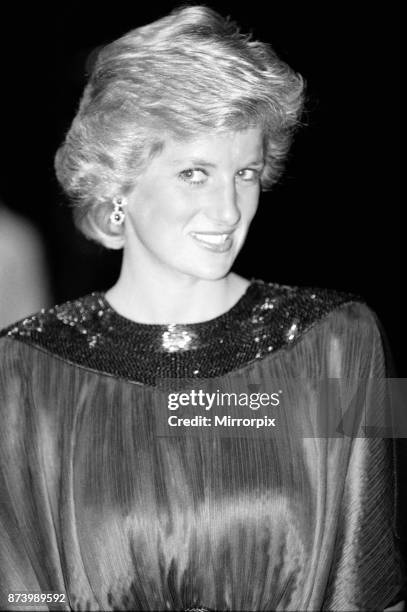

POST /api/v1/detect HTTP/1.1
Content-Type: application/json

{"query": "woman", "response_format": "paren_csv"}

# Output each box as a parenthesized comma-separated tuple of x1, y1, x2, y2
(0, 6, 404, 611)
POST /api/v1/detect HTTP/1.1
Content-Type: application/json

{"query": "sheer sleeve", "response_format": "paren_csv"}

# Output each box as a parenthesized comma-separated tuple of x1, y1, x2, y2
(0, 337, 69, 611)
(320, 302, 405, 610)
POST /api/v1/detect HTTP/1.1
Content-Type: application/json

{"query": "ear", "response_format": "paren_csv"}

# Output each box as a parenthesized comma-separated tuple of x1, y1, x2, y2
(97, 231, 126, 250)
(80, 210, 126, 250)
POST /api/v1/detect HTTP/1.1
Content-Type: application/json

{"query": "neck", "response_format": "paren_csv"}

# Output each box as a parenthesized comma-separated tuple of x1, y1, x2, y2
(104, 257, 250, 325)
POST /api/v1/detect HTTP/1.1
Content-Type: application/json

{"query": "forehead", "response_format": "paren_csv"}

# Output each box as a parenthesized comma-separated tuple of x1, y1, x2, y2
(156, 127, 264, 165)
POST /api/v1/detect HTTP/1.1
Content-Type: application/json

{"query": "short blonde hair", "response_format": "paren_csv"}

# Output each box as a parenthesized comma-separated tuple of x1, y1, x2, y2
(55, 6, 305, 249)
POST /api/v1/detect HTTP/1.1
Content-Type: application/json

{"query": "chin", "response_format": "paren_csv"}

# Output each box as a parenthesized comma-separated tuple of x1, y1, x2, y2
(182, 261, 233, 282)
(169, 248, 239, 281)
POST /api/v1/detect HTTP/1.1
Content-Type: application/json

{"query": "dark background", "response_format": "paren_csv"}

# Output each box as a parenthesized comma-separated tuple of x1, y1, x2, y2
(0, 3, 401, 362)
(0, 4, 402, 363)
(1, 0, 406, 587)
(1, 2, 401, 366)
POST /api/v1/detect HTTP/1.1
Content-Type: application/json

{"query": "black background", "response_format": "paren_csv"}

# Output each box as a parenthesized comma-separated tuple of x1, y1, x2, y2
(0, 3, 401, 362)
(1, 2, 401, 368)
(0, 4, 402, 360)
(0, 0, 406, 585)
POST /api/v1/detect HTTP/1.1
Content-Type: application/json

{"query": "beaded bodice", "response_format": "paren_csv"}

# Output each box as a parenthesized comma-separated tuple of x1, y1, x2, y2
(1, 279, 359, 385)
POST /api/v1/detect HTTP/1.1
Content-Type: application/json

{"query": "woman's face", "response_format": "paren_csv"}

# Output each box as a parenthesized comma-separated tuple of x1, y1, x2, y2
(123, 127, 264, 282)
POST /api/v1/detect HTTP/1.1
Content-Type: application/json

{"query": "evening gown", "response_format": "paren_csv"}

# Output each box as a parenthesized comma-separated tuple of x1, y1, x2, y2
(0, 279, 404, 611)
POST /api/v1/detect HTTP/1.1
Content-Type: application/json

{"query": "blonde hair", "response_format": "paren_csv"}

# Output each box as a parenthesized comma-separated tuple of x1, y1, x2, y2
(55, 6, 305, 249)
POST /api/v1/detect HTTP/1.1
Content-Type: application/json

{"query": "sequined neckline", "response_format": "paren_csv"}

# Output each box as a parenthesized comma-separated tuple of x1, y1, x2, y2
(2, 279, 360, 385)
(92, 280, 263, 353)
(100, 279, 258, 333)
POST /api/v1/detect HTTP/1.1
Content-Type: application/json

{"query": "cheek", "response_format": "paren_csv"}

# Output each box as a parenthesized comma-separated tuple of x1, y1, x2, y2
(127, 193, 169, 227)
(141, 183, 198, 222)
(241, 189, 260, 221)
(127, 199, 197, 244)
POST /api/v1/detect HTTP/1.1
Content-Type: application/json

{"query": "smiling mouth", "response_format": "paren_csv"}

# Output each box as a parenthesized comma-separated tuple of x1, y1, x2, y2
(190, 232, 231, 245)
(189, 231, 234, 253)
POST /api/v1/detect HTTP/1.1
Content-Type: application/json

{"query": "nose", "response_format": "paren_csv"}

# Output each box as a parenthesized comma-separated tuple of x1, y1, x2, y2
(206, 180, 241, 227)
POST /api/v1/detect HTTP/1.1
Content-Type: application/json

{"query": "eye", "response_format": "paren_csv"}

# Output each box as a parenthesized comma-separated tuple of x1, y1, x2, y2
(236, 168, 260, 182)
(179, 168, 208, 185)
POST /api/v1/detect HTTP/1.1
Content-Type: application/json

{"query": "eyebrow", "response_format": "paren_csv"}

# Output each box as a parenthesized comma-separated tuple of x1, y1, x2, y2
(171, 158, 265, 167)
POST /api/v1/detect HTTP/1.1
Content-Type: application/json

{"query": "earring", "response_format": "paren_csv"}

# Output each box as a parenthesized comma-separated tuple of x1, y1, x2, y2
(110, 196, 126, 226)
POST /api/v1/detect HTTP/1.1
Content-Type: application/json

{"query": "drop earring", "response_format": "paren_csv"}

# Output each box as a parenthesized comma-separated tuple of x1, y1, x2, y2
(110, 196, 127, 226)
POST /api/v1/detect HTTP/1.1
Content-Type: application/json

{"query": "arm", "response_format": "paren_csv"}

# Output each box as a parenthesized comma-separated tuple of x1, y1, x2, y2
(0, 338, 44, 609)
(0, 337, 69, 611)
(321, 302, 405, 610)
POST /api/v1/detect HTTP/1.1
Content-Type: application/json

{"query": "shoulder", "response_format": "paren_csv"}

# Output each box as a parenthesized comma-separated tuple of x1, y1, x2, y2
(252, 278, 360, 307)
(246, 279, 385, 371)
(0, 292, 108, 349)
(0, 292, 113, 383)
(250, 281, 387, 379)
(250, 278, 374, 340)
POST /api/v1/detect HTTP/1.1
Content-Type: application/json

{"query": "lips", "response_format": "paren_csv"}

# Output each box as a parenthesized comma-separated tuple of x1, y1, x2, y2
(191, 233, 230, 245)
(190, 231, 234, 252)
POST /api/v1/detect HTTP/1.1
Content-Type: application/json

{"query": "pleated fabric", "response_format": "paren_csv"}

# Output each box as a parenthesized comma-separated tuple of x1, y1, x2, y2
(0, 300, 404, 611)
